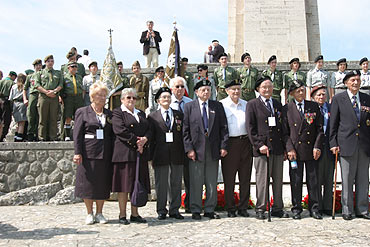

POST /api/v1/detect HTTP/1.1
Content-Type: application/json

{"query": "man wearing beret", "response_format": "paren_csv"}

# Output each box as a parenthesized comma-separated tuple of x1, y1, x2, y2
(329, 58, 347, 100)
(213, 53, 238, 101)
(359, 57, 370, 95)
(330, 70, 370, 220)
(140, 20, 162, 68)
(61, 61, 84, 141)
(82, 61, 100, 106)
(183, 79, 229, 220)
(311, 85, 334, 216)
(282, 80, 324, 220)
(23, 59, 42, 141)
(0, 71, 17, 141)
(61, 50, 86, 78)
(262, 55, 283, 102)
(307, 55, 330, 100)
(148, 87, 185, 220)
(238, 52, 259, 101)
(246, 77, 288, 219)
(220, 79, 252, 218)
(208, 40, 225, 62)
(284, 58, 306, 104)
(35, 55, 63, 141)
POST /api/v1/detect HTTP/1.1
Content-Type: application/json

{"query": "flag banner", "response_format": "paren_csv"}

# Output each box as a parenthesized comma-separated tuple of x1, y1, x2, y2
(164, 28, 180, 83)
(100, 43, 122, 99)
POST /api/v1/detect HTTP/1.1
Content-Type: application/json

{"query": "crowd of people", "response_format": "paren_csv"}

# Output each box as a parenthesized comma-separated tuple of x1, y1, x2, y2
(0, 20, 370, 225)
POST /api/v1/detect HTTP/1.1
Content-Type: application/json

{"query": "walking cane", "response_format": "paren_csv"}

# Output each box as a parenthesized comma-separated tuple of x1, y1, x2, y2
(332, 149, 339, 220)
(266, 151, 271, 222)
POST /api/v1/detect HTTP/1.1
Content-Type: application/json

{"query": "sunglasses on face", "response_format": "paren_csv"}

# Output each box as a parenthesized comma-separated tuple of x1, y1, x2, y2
(198, 69, 203, 72)
(175, 85, 185, 88)
(126, 96, 137, 100)
(158, 70, 165, 73)
(70, 65, 77, 68)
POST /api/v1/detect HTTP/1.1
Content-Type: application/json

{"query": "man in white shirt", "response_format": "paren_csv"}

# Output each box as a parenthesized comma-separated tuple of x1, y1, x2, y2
(77, 50, 92, 69)
(82, 61, 100, 106)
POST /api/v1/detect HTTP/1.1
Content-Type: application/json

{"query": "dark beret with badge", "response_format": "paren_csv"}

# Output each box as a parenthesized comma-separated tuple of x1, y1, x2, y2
(343, 70, 361, 83)
(116, 61, 123, 66)
(359, 57, 368, 65)
(155, 66, 165, 73)
(225, 79, 241, 89)
(9, 71, 17, 77)
(289, 57, 300, 64)
(254, 76, 272, 91)
(267, 55, 276, 64)
(181, 57, 188, 62)
(212, 40, 219, 43)
(197, 64, 208, 70)
(314, 55, 323, 63)
(219, 53, 228, 60)
(155, 86, 172, 101)
(288, 79, 305, 94)
(310, 85, 326, 97)
(25, 69, 34, 75)
(336, 58, 347, 66)
(194, 79, 211, 90)
(241, 52, 251, 62)
(44, 55, 54, 63)
(32, 59, 42, 66)
(88, 60, 97, 68)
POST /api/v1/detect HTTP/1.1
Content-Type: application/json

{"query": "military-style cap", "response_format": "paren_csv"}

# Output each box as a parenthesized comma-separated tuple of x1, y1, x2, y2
(359, 57, 368, 65)
(155, 66, 165, 73)
(336, 58, 347, 66)
(66, 50, 76, 59)
(194, 79, 211, 90)
(25, 69, 34, 75)
(254, 76, 272, 91)
(44, 55, 54, 63)
(314, 55, 323, 63)
(88, 60, 97, 68)
(67, 61, 78, 67)
(132, 60, 141, 68)
(197, 64, 208, 70)
(117, 61, 123, 66)
(155, 87, 172, 101)
(267, 55, 276, 64)
(219, 53, 228, 59)
(343, 70, 361, 83)
(225, 79, 241, 89)
(241, 52, 251, 62)
(289, 58, 300, 64)
(181, 57, 188, 62)
(288, 80, 305, 94)
(32, 59, 42, 66)
(9, 71, 17, 77)
(310, 85, 327, 97)
(212, 40, 219, 43)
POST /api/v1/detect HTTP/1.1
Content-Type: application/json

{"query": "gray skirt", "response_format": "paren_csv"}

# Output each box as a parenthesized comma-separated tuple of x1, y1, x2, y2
(12, 101, 27, 122)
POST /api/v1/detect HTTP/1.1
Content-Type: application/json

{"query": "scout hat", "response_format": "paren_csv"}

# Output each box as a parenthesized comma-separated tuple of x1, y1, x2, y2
(194, 79, 211, 90)
(88, 61, 97, 68)
(255, 76, 272, 91)
(359, 57, 368, 65)
(44, 55, 54, 63)
(155, 87, 172, 101)
(336, 58, 347, 67)
(310, 85, 326, 97)
(267, 55, 276, 64)
(32, 59, 42, 66)
(155, 66, 164, 73)
(288, 80, 305, 94)
(343, 70, 361, 83)
(314, 55, 323, 63)
(225, 79, 241, 89)
(132, 60, 141, 68)
(24, 69, 34, 75)
(241, 52, 251, 62)
(66, 50, 76, 59)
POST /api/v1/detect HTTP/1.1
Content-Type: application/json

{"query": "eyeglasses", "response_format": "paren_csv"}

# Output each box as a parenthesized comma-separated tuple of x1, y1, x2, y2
(126, 96, 137, 100)
(175, 85, 185, 88)
(198, 69, 203, 72)
(70, 65, 77, 68)
(158, 70, 165, 73)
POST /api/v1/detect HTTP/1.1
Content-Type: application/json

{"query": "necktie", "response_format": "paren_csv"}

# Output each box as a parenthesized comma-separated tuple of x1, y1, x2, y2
(165, 110, 171, 129)
(223, 68, 226, 80)
(202, 102, 208, 132)
(352, 96, 360, 121)
(72, 75, 78, 94)
(92, 76, 96, 84)
(177, 101, 183, 113)
(320, 106, 327, 132)
(49, 70, 53, 83)
(298, 103, 304, 117)
(265, 99, 274, 116)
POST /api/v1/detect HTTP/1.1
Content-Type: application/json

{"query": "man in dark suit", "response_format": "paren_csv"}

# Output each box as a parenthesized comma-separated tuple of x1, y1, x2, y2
(140, 20, 162, 68)
(208, 40, 225, 62)
(311, 85, 334, 216)
(183, 79, 229, 220)
(282, 80, 324, 220)
(246, 77, 289, 220)
(330, 70, 370, 220)
(148, 87, 185, 220)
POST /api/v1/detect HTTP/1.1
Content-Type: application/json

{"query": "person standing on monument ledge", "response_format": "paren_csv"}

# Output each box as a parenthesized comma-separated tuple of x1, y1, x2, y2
(140, 20, 162, 68)
(262, 55, 284, 103)
(238, 52, 259, 101)
(284, 58, 306, 103)
(329, 58, 347, 100)
(208, 40, 225, 62)
(306, 55, 330, 100)
(213, 53, 238, 101)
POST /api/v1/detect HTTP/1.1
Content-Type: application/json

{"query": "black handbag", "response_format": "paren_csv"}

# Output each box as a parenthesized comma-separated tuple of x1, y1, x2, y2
(130, 153, 148, 207)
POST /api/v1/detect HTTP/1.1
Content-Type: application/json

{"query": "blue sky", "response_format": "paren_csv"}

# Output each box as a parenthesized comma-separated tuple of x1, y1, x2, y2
(0, 0, 369, 76)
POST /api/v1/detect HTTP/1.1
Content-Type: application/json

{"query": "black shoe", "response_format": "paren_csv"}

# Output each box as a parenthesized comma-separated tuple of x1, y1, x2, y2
(157, 214, 166, 220)
(227, 211, 237, 217)
(118, 216, 130, 225)
(310, 211, 323, 220)
(169, 213, 184, 219)
(271, 210, 289, 218)
(184, 208, 191, 214)
(204, 212, 220, 219)
(342, 214, 353, 220)
(292, 213, 301, 220)
(192, 213, 201, 220)
(237, 209, 249, 217)
(322, 210, 332, 216)
(256, 211, 266, 220)
(130, 215, 147, 223)
(356, 213, 370, 220)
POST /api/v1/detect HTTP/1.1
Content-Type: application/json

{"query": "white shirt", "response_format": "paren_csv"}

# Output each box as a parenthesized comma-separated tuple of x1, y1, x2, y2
(220, 96, 248, 137)
(360, 70, 370, 88)
(347, 90, 361, 109)
(121, 104, 140, 122)
(170, 94, 192, 112)
(160, 106, 173, 129)
(77, 55, 92, 69)
(83, 73, 100, 92)
(198, 98, 209, 117)
(148, 78, 169, 113)
(330, 71, 346, 88)
(96, 113, 106, 128)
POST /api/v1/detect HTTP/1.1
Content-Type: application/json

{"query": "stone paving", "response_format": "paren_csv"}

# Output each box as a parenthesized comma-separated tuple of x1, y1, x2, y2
(1, 201, 370, 247)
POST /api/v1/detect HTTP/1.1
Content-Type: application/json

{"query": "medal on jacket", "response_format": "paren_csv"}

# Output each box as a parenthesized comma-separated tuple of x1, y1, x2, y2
(304, 112, 316, 125)
(366, 119, 370, 126)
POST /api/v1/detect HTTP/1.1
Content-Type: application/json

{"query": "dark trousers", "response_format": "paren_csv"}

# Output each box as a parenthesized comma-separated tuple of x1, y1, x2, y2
(183, 157, 190, 210)
(221, 136, 253, 211)
(1, 100, 11, 141)
(318, 149, 334, 211)
(289, 159, 320, 214)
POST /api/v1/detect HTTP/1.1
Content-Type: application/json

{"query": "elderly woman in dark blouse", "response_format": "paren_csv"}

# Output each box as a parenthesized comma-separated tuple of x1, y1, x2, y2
(73, 82, 113, 225)
(112, 88, 151, 225)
